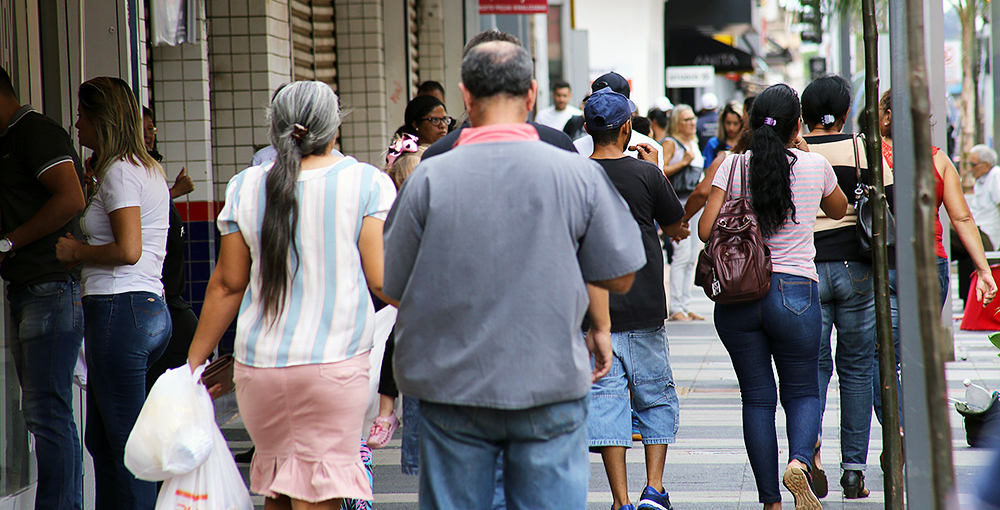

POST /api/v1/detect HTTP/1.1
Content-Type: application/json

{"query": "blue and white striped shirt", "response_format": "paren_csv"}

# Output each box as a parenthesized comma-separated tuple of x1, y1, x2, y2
(218, 157, 397, 368)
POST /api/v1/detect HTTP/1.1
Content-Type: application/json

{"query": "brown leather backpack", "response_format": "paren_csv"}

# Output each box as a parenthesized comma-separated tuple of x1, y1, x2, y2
(695, 154, 772, 303)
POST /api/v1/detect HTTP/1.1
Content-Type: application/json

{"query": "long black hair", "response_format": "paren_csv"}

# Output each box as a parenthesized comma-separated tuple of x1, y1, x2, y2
(801, 75, 851, 130)
(260, 81, 340, 323)
(747, 84, 801, 238)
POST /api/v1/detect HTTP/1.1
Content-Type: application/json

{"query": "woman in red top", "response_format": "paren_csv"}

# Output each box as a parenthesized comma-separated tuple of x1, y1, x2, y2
(875, 89, 997, 423)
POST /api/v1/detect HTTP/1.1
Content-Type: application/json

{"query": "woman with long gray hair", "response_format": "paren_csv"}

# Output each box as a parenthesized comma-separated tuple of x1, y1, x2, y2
(187, 81, 397, 509)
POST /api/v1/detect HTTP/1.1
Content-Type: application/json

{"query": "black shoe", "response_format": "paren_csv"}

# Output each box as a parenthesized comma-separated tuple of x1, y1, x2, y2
(841, 470, 870, 499)
(234, 446, 255, 463)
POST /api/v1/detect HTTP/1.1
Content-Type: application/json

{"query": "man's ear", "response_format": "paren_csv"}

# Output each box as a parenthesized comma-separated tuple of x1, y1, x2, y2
(526, 80, 539, 112)
(459, 82, 475, 115)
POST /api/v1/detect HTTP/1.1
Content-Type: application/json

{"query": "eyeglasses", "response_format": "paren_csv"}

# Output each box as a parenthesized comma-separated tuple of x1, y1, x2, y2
(681, 117, 696, 123)
(421, 116, 454, 127)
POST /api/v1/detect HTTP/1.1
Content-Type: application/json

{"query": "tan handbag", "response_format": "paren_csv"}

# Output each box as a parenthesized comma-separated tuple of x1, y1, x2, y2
(695, 154, 772, 303)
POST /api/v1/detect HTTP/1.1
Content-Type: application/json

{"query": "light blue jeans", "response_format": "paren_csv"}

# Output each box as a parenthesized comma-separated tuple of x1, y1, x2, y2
(418, 398, 588, 510)
(9, 278, 85, 510)
(816, 261, 875, 471)
(873, 256, 949, 424)
(587, 325, 679, 447)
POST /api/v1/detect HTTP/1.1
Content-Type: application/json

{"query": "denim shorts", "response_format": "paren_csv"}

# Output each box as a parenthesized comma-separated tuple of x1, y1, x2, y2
(586, 325, 679, 447)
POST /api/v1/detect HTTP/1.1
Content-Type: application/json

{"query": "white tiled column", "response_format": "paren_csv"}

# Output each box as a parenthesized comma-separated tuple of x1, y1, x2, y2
(335, 0, 389, 166)
(207, 0, 291, 198)
(149, 26, 214, 205)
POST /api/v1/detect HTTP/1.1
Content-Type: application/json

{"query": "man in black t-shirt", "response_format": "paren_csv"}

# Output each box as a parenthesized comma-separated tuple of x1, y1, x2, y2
(422, 119, 576, 159)
(0, 66, 87, 510)
(583, 87, 687, 510)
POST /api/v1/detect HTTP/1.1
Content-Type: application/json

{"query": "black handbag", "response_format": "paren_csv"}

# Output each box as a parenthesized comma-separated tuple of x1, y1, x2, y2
(853, 134, 896, 253)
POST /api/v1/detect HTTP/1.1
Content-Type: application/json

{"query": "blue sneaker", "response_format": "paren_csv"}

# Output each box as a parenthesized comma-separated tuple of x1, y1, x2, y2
(637, 485, 673, 510)
(613, 505, 636, 510)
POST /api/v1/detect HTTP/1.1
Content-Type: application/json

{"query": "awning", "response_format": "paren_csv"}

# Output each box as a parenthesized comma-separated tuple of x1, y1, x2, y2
(667, 31, 754, 74)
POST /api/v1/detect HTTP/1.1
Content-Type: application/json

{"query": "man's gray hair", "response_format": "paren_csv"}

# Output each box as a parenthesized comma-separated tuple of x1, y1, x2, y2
(971, 144, 997, 168)
(461, 41, 533, 100)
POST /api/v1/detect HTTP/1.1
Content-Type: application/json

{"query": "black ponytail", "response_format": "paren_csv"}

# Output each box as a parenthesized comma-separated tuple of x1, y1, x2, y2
(746, 84, 800, 239)
(801, 75, 851, 130)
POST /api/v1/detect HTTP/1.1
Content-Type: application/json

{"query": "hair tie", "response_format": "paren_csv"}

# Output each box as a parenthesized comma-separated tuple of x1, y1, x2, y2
(291, 123, 309, 141)
(386, 133, 419, 168)
(763, 117, 777, 126)
(821, 114, 836, 126)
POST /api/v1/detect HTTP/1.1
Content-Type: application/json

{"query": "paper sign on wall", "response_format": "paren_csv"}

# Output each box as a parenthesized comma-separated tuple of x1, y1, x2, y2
(479, 0, 548, 14)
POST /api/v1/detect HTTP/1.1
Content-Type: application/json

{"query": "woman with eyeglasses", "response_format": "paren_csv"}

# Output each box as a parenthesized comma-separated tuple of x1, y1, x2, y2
(403, 95, 451, 146)
(663, 104, 706, 322)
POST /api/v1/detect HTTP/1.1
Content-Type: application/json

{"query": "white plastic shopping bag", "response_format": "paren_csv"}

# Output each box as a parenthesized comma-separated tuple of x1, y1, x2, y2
(365, 306, 397, 423)
(125, 364, 215, 481)
(155, 424, 253, 510)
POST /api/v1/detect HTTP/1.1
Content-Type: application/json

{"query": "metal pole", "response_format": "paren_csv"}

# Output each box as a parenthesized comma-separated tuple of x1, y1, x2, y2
(890, 0, 961, 506)
(862, 0, 903, 504)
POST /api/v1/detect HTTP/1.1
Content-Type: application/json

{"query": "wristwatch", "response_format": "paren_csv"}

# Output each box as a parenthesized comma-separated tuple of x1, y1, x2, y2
(0, 237, 12, 254)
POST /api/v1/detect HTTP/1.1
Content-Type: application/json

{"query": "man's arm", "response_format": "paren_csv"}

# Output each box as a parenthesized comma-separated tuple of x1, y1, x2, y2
(589, 273, 635, 294)
(585, 283, 613, 382)
(3, 161, 85, 253)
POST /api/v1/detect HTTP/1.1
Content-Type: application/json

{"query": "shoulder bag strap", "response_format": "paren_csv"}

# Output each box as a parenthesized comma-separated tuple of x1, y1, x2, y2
(853, 133, 863, 184)
(724, 153, 743, 201)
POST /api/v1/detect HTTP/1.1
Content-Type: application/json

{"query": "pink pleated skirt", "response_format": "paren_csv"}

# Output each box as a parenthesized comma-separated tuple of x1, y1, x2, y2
(234, 355, 372, 503)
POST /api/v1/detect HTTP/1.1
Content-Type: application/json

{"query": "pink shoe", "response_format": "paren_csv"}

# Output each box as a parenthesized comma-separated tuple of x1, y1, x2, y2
(367, 414, 399, 449)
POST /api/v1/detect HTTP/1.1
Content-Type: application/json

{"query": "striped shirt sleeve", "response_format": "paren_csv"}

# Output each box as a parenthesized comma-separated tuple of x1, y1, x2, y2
(217, 171, 246, 235)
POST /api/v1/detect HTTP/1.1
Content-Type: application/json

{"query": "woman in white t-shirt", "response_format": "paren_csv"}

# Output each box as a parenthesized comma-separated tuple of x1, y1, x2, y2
(55, 77, 171, 510)
(187, 81, 397, 509)
(699, 84, 848, 510)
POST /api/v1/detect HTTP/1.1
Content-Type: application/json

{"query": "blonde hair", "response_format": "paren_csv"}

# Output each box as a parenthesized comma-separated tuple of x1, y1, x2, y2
(78, 77, 163, 179)
(666, 104, 695, 140)
(385, 146, 426, 190)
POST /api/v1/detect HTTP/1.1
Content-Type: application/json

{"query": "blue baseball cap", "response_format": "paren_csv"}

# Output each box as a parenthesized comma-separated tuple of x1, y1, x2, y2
(591, 72, 631, 97)
(584, 87, 637, 132)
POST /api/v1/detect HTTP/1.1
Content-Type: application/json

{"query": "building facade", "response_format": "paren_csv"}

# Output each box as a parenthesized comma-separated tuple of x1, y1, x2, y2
(0, 0, 475, 506)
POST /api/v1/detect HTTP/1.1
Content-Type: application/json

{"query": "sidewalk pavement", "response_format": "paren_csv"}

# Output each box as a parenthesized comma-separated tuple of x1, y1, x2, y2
(220, 282, 1000, 510)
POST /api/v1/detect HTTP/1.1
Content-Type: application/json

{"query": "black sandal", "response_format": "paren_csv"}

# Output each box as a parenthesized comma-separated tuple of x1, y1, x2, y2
(810, 443, 828, 498)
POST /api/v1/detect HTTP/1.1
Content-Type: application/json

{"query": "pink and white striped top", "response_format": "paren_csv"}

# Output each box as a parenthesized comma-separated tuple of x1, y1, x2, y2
(712, 150, 838, 281)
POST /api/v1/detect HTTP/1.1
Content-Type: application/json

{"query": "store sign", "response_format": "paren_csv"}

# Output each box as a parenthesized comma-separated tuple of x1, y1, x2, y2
(666, 66, 715, 88)
(479, 0, 548, 14)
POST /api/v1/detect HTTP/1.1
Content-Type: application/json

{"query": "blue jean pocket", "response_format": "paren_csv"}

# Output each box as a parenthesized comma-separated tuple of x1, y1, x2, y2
(780, 279, 813, 315)
(528, 398, 586, 440)
(130, 294, 168, 337)
(26, 281, 66, 298)
(628, 326, 670, 386)
(847, 263, 874, 296)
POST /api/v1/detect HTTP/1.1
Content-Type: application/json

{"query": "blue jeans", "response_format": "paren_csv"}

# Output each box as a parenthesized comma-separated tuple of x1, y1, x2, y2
(401, 395, 421, 476)
(83, 292, 171, 510)
(403, 396, 507, 510)
(816, 261, 875, 471)
(715, 273, 822, 504)
(418, 398, 588, 510)
(587, 325, 679, 446)
(9, 279, 85, 510)
(873, 256, 949, 424)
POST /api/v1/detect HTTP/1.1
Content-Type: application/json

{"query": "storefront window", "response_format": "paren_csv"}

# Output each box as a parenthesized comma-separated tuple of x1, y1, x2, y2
(0, 292, 33, 497)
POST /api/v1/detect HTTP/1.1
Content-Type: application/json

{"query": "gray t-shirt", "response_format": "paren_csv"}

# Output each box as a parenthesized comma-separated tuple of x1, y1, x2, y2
(384, 139, 646, 409)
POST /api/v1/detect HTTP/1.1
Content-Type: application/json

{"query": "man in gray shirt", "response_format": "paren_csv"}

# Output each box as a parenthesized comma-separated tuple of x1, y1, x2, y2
(383, 41, 646, 510)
